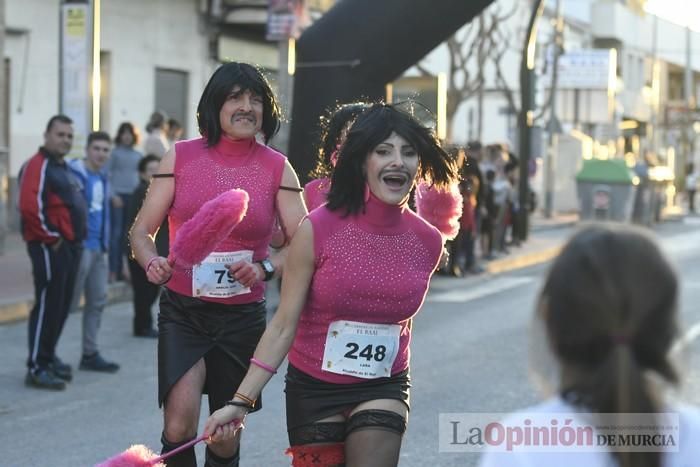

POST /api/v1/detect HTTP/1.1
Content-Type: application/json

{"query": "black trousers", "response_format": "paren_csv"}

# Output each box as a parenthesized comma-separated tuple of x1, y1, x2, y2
(128, 258, 159, 334)
(26, 241, 82, 370)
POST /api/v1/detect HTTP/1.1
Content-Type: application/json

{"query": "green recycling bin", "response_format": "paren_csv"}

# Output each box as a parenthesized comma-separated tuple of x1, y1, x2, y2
(576, 158, 638, 222)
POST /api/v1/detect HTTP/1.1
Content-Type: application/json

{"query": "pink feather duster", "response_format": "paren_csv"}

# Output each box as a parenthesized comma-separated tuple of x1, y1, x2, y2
(415, 181, 463, 240)
(95, 444, 164, 467)
(97, 420, 243, 467)
(169, 189, 249, 267)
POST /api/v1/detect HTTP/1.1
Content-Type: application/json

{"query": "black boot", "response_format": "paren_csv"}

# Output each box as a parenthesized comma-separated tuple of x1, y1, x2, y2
(161, 432, 197, 467)
(205, 447, 239, 467)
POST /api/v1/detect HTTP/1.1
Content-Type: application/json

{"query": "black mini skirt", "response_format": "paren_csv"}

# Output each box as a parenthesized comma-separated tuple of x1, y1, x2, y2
(157, 288, 266, 412)
(284, 363, 411, 431)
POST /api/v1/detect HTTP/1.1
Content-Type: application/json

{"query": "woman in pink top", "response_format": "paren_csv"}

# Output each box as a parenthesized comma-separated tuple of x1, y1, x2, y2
(303, 102, 368, 211)
(130, 62, 307, 467)
(205, 103, 458, 466)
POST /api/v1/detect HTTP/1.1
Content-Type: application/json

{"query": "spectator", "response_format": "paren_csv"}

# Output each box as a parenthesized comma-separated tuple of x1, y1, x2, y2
(685, 162, 697, 214)
(18, 115, 86, 390)
(480, 169, 497, 260)
(125, 154, 166, 338)
(489, 145, 512, 254)
(460, 172, 482, 274)
(464, 141, 485, 272)
(167, 118, 184, 147)
(68, 131, 120, 373)
(504, 157, 521, 247)
(442, 145, 466, 276)
(109, 122, 143, 282)
(143, 111, 169, 159)
(479, 224, 700, 467)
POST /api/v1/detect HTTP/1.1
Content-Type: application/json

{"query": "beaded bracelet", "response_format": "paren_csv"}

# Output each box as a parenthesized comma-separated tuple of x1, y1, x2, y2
(250, 357, 277, 375)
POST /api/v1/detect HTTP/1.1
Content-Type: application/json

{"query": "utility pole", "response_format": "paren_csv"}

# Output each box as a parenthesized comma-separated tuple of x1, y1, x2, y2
(649, 15, 659, 158)
(0, 0, 7, 254)
(276, 39, 294, 155)
(517, 0, 545, 241)
(684, 26, 694, 176)
(544, 0, 563, 219)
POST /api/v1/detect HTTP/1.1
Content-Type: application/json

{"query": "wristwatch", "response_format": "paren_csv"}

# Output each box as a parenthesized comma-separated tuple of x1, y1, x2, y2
(257, 258, 275, 282)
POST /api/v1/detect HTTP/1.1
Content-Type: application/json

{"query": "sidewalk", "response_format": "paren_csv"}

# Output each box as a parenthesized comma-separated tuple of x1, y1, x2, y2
(0, 213, 579, 325)
(0, 233, 132, 324)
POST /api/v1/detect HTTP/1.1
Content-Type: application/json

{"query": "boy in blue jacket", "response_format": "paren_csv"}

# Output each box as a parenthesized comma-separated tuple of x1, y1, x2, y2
(69, 131, 120, 373)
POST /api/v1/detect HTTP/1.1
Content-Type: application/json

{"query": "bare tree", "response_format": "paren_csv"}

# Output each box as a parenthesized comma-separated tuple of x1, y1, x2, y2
(415, 1, 518, 141)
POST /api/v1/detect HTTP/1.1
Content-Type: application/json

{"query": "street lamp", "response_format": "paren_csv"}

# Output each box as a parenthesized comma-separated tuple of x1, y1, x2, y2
(517, 0, 545, 241)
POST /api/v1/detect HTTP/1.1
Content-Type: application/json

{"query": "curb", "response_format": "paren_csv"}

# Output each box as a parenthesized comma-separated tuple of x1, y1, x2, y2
(0, 282, 133, 325)
(485, 246, 562, 274)
(529, 220, 578, 232)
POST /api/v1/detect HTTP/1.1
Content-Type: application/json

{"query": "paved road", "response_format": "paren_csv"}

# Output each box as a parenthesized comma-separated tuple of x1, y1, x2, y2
(1, 223, 699, 466)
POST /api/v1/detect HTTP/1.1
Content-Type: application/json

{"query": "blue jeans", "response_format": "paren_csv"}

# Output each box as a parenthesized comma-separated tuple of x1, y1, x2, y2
(109, 193, 131, 279)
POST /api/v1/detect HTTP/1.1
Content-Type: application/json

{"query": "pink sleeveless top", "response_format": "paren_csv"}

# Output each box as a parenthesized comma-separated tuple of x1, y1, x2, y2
(303, 177, 331, 212)
(166, 136, 286, 305)
(288, 192, 443, 383)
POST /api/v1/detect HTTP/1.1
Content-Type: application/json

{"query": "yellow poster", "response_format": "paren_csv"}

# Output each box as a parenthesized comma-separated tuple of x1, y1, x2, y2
(66, 7, 86, 37)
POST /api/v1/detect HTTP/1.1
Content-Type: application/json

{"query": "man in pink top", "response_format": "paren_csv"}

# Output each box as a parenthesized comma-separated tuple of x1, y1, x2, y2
(205, 103, 459, 466)
(129, 62, 307, 467)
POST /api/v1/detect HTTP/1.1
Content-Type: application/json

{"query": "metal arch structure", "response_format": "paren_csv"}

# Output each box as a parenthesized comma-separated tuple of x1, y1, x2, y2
(287, 0, 496, 182)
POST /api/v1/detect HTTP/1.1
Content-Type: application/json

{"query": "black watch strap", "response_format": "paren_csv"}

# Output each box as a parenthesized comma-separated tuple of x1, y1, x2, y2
(257, 259, 275, 282)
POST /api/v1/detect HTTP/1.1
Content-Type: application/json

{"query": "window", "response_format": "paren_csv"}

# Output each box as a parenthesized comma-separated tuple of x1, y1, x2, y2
(154, 68, 188, 136)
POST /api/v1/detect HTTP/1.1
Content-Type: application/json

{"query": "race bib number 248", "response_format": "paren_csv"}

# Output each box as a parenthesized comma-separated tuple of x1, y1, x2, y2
(321, 320, 400, 379)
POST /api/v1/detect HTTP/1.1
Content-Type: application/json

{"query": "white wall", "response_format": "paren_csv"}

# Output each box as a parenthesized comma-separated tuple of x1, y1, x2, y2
(592, 1, 700, 71)
(5, 0, 214, 177)
(101, 0, 212, 141)
(5, 0, 60, 176)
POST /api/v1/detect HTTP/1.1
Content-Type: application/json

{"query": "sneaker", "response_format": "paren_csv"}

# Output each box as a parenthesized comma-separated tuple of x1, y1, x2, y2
(79, 353, 120, 373)
(25, 368, 66, 391)
(134, 328, 158, 338)
(49, 356, 73, 382)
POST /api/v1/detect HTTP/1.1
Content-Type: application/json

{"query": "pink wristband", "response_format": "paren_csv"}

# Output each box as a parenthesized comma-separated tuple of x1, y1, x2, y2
(250, 357, 277, 375)
(145, 256, 159, 273)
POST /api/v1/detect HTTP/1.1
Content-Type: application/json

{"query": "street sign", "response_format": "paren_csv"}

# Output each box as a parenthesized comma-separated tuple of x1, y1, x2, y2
(556, 49, 616, 90)
(665, 106, 700, 126)
(266, 0, 310, 41)
(60, 0, 91, 159)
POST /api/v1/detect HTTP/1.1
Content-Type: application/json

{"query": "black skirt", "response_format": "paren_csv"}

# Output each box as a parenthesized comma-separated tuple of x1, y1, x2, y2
(157, 288, 266, 411)
(284, 363, 411, 431)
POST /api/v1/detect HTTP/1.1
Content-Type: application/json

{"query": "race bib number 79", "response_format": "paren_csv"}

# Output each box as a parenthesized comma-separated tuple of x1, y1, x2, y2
(192, 250, 253, 298)
(321, 320, 400, 379)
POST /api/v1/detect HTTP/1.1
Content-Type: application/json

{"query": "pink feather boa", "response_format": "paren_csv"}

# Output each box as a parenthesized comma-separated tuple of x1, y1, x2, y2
(96, 444, 164, 467)
(169, 189, 249, 267)
(414, 181, 463, 240)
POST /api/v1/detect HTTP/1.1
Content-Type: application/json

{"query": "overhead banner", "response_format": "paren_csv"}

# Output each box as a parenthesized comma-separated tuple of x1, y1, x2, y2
(266, 0, 310, 41)
(60, 1, 92, 158)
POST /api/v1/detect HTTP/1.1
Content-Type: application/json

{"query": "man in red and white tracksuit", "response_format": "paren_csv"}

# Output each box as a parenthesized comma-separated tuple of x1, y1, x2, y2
(18, 115, 86, 390)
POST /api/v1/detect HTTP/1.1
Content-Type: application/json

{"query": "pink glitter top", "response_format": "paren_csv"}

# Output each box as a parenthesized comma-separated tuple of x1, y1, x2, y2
(288, 192, 443, 383)
(166, 136, 286, 304)
(303, 177, 331, 212)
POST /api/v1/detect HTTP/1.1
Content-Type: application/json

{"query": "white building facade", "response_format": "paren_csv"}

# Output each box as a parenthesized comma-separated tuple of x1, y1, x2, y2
(404, 0, 700, 191)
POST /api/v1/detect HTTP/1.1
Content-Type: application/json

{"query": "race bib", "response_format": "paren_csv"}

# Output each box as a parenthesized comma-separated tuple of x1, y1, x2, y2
(321, 320, 400, 379)
(192, 251, 253, 298)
